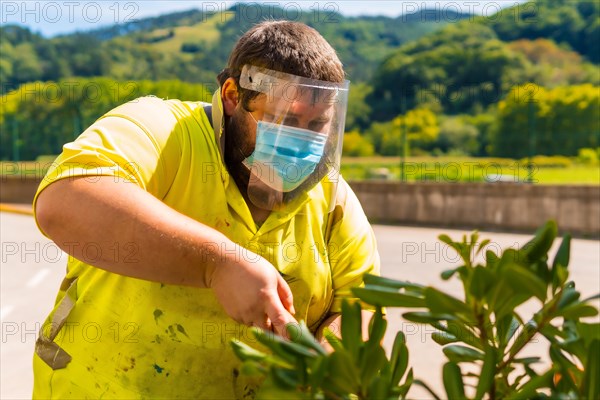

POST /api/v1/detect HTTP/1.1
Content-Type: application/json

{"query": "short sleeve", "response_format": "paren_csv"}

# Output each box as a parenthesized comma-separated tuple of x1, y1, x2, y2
(33, 97, 184, 236)
(327, 179, 381, 313)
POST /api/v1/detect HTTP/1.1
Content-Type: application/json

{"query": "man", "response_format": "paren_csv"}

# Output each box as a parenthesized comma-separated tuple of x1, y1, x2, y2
(33, 20, 379, 399)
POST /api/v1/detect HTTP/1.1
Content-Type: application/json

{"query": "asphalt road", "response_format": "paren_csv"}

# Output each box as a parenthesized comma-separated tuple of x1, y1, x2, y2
(2, 212, 599, 399)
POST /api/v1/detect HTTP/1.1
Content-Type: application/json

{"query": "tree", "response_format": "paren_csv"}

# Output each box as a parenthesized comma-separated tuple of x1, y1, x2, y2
(0, 78, 212, 160)
(342, 131, 375, 157)
(368, 23, 528, 120)
(493, 84, 600, 158)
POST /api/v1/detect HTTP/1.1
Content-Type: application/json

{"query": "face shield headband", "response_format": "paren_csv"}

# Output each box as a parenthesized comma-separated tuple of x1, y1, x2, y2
(238, 64, 350, 212)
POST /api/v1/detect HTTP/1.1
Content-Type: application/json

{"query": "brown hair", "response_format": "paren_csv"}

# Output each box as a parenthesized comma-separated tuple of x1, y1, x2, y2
(217, 20, 345, 111)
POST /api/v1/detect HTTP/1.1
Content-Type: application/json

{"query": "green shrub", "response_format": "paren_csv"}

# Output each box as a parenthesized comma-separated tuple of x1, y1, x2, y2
(521, 155, 573, 168)
(577, 148, 599, 166)
(232, 221, 599, 399)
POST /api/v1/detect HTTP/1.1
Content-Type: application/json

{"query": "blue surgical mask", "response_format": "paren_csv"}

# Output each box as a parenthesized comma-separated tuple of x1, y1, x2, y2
(244, 120, 327, 192)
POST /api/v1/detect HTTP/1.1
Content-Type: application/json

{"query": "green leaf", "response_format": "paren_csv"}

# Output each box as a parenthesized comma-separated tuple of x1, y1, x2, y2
(539, 324, 565, 343)
(326, 350, 360, 394)
(307, 356, 328, 394)
(279, 340, 319, 359)
(550, 345, 577, 379)
(432, 331, 459, 346)
(476, 239, 491, 256)
(438, 234, 455, 247)
(474, 346, 496, 400)
(577, 322, 600, 342)
(439, 234, 471, 264)
(402, 311, 458, 324)
(253, 328, 297, 365)
(367, 374, 389, 400)
(270, 368, 298, 390)
(363, 274, 425, 291)
(496, 315, 520, 349)
(389, 331, 409, 386)
(497, 248, 524, 270)
(582, 339, 600, 400)
(492, 291, 530, 321)
(323, 328, 344, 353)
(508, 321, 538, 359)
(367, 307, 387, 346)
(557, 303, 599, 319)
(485, 250, 499, 268)
(441, 268, 458, 280)
(557, 287, 581, 310)
(256, 374, 306, 400)
(414, 379, 442, 400)
(551, 234, 571, 291)
(513, 357, 541, 366)
(443, 345, 484, 363)
(469, 265, 495, 300)
(287, 321, 327, 356)
(521, 220, 557, 263)
(230, 340, 268, 362)
(359, 345, 387, 392)
(399, 368, 414, 397)
(341, 300, 362, 362)
(353, 286, 426, 308)
(445, 320, 483, 350)
(442, 362, 466, 400)
(501, 263, 547, 301)
(504, 369, 553, 400)
(424, 287, 472, 316)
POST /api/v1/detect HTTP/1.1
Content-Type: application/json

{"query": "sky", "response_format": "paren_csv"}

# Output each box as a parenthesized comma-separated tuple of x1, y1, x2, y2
(1, 1, 528, 37)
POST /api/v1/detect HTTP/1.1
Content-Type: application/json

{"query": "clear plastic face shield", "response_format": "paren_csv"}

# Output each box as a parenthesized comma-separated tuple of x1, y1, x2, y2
(238, 65, 350, 212)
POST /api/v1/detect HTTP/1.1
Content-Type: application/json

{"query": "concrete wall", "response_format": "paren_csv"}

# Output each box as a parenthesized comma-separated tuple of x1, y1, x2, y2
(1, 176, 41, 205)
(2, 176, 599, 236)
(350, 181, 600, 237)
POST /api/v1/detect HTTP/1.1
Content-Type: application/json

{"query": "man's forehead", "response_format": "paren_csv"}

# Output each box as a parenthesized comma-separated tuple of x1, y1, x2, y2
(264, 100, 334, 120)
(267, 83, 340, 105)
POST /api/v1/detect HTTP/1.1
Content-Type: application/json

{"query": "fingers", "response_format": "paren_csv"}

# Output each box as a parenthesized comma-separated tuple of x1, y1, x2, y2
(276, 273, 296, 315)
(251, 315, 272, 332)
(265, 294, 297, 339)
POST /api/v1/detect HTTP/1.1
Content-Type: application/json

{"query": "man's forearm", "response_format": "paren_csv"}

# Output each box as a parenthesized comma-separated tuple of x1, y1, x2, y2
(36, 176, 236, 287)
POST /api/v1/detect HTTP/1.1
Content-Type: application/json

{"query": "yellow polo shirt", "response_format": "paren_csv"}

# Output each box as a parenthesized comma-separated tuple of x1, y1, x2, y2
(32, 95, 380, 399)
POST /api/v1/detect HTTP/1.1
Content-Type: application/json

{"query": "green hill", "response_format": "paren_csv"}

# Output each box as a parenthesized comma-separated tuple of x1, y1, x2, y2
(367, 0, 600, 122)
(0, 4, 470, 94)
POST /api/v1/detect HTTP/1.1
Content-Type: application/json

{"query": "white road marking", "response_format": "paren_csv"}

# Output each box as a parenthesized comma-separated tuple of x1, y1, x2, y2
(26, 268, 50, 288)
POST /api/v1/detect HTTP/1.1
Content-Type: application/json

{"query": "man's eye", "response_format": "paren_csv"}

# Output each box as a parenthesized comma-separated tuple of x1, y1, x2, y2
(283, 118, 299, 126)
(263, 113, 276, 122)
(309, 121, 327, 132)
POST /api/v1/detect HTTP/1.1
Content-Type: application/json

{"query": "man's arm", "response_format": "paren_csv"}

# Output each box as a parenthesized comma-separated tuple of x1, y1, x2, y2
(36, 176, 296, 335)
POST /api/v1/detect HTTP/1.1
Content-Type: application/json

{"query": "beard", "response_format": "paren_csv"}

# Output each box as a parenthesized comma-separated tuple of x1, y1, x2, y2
(224, 109, 254, 193)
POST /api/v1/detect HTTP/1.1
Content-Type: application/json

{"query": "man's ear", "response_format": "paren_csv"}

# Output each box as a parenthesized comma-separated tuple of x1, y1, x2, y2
(221, 78, 239, 117)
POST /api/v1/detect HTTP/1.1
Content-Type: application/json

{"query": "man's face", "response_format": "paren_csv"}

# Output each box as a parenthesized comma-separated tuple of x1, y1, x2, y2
(224, 90, 335, 196)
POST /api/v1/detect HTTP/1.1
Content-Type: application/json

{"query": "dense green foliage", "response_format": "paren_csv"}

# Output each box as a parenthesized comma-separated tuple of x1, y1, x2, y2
(367, 1, 600, 122)
(493, 84, 600, 158)
(0, 4, 463, 94)
(1, 1, 599, 162)
(481, 0, 600, 63)
(232, 221, 600, 399)
(0, 78, 211, 160)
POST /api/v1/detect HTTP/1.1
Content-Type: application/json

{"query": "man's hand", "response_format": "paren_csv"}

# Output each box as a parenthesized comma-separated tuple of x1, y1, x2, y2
(208, 252, 297, 338)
